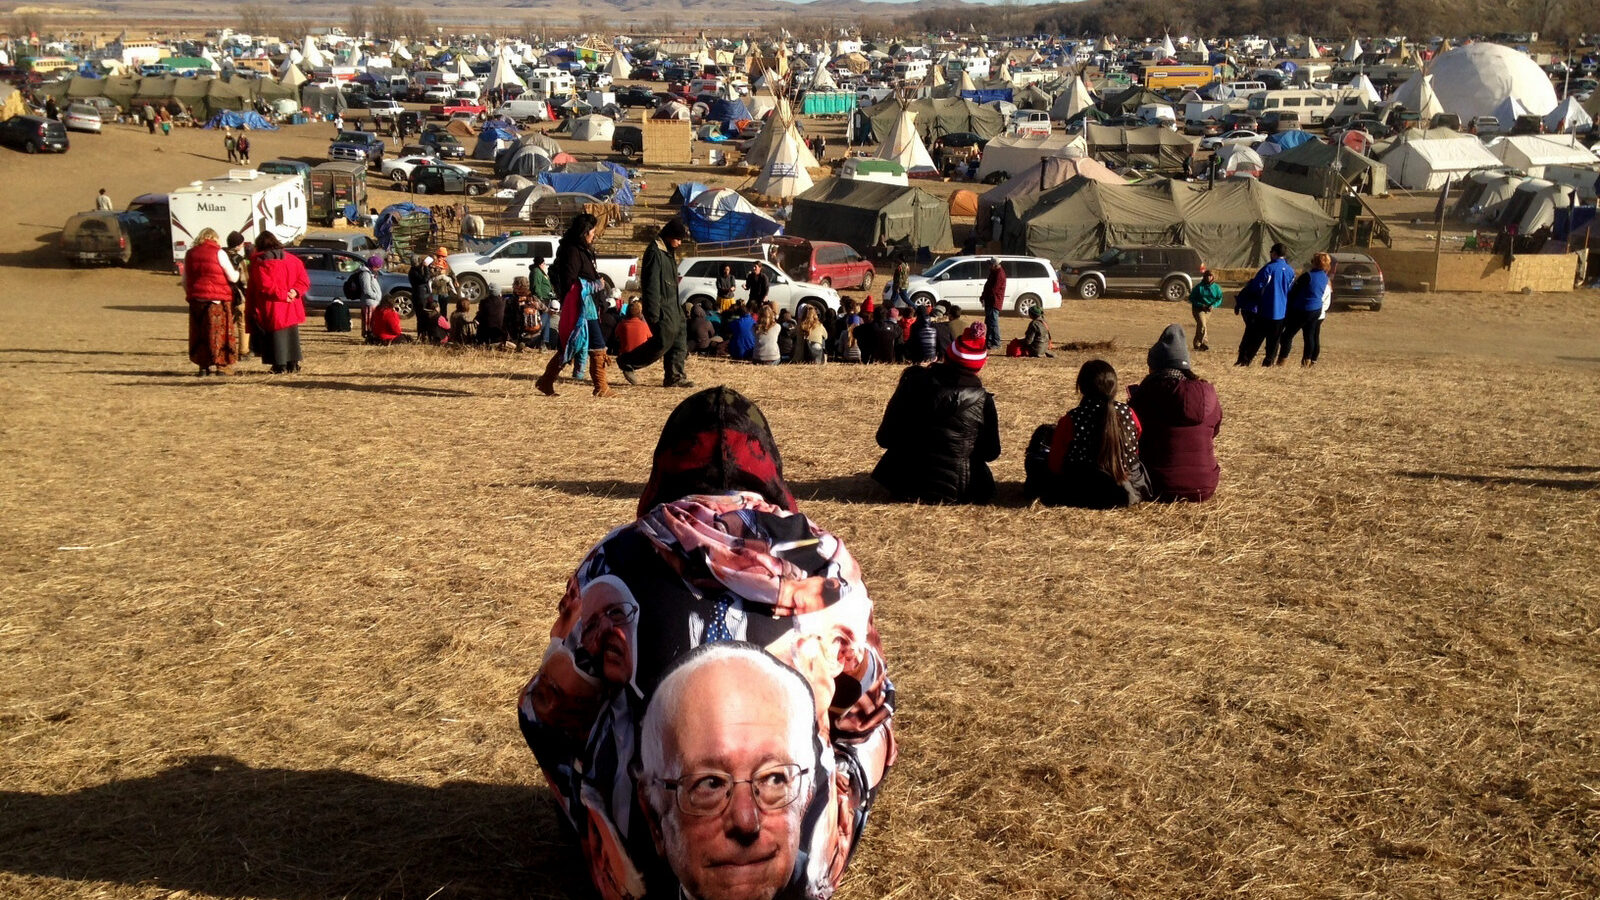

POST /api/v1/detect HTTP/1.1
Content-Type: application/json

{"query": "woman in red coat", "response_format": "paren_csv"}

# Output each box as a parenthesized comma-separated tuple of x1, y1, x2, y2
(368, 296, 406, 344)
(245, 232, 310, 374)
(183, 228, 240, 375)
(1129, 325, 1223, 502)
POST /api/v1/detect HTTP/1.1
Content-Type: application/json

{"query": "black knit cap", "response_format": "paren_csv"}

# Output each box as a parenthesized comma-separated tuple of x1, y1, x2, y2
(659, 219, 689, 241)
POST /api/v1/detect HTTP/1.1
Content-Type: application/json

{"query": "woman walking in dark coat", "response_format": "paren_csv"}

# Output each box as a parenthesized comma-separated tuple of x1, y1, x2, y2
(535, 214, 610, 397)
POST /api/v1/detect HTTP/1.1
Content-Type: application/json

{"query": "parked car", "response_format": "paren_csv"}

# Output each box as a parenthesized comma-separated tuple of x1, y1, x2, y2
(677, 256, 842, 317)
(299, 231, 383, 255)
(417, 129, 466, 159)
(906, 255, 1062, 316)
(1221, 111, 1259, 131)
(447, 234, 639, 301)
(77, 96, 120, 118)
(125, 194, 171, 241)
(1059, 245, 1206, 302)
(1184, 118, 1223, 137)
(937, 131, 988, 149)
(328, 130, 385, 165)
(60, 210, 164, 265)
(409, 166, 490, 196)
(60, 102, 103, 133)
(760, 237, 876, 290)
(379, 154, 469, 183)
(617, 87, 660, 108)
(1258, 111, 1303, 133)
(286, 246, 414, 316)
(1467, 115, 1503, 136)
(1200, 129, 1265, 151)
(1328, 252, 1384, 310)
(0, 114, 69, 153)
(367, 99, 405, 118)
(612, 124, 643, 160)
(517, 191, 616, 230)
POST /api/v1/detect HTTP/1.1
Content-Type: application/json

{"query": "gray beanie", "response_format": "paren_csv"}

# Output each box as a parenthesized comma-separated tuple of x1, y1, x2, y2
(1148, 324, 1191, 372)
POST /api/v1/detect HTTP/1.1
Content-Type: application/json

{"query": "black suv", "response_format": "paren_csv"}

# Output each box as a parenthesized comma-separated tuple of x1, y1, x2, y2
(0, 114, 69, 153)
(1060, 246, 1206, 302)
(612, 124, 643, 160)
(617, 87, 660, 108)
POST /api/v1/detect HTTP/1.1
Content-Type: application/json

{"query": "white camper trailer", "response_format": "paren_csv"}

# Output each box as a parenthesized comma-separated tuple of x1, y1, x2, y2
(167, 170, 307, 272)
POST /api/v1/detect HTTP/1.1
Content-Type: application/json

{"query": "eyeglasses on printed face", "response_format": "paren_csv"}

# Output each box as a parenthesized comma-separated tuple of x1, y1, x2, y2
(594, 603, 638, 626)
(658, 763, 809, 817)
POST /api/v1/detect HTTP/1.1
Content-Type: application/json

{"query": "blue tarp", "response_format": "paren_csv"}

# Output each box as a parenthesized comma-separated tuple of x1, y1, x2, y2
(473, 121, 518, 159)
(682, 205, 782, 244)
(374, 203, 431, 251)
(1267, 129, 1317, 150)
(707, 97, 753, 133)
(537, 170, 635, 206)
(1553, 205, 1596, 241)
(204, 110, 278, 130)
(962, 89, 1014, 104)
(672, 182, 709, 205)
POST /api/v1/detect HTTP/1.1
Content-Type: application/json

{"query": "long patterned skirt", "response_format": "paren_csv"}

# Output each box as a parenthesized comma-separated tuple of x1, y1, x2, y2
(188, 300, 238, 370)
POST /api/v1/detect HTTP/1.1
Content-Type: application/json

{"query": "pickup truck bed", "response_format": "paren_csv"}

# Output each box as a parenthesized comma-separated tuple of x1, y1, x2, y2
(429, 102, 486, 118)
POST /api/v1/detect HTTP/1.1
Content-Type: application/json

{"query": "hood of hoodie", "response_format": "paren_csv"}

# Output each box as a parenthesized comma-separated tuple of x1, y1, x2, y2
(637, 386, 797, 518)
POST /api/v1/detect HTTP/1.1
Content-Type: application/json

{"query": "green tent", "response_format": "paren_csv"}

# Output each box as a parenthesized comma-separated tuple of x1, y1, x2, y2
(1097, 86, 1169, 115)
(1083, 124, 1198, 172)
(1008, 176, 1335, 268)
(171, 75, 212, 118)
(863, 96, 1005, 142)
(789, 178, 953, 255)
(1260, 139, 1388, 198)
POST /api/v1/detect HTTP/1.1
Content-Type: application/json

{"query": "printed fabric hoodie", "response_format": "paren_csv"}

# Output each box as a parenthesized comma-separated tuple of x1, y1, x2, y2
(518, 386, 895, 900)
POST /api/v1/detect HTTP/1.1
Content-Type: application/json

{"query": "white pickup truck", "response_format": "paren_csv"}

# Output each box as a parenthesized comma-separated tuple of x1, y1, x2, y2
(446, 235, 639, 303)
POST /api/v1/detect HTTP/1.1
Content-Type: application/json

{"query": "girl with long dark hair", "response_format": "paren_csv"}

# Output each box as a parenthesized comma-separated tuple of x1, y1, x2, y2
(1025, 359, 1152, 507)
(536, 213, 612, 397)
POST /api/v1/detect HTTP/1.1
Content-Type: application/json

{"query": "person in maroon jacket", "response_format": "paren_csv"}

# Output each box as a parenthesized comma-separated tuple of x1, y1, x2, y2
(1128, 324, 1223, 502)
(979, 258, 1006, 348)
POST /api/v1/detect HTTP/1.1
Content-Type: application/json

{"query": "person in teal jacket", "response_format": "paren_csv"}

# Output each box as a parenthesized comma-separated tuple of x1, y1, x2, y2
(1188, 269, 1223, 351)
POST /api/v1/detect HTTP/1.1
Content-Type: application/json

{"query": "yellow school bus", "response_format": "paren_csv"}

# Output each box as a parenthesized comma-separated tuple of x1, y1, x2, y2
(1143, 65, 1221, 91)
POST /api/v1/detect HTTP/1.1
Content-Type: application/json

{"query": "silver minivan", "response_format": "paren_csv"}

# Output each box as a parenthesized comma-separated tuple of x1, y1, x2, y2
(495, 99, 550, 123)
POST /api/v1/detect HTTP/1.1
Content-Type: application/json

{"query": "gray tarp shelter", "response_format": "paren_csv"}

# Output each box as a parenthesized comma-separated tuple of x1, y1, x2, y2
(300, 83, 346, 117)
(1006, 175, 1335, 268)
(1260, 140, 1388, 197)
(789, 178, 954, 255)
(1098, 86, 1171, 115)
(863, 97, 1005, 143)
(1084, 124, 1199, 172)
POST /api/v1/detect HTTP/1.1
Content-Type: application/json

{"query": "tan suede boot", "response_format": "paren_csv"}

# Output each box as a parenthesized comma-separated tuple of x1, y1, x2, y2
(536, 349, 564, 396)
(589, 351, 613, 398)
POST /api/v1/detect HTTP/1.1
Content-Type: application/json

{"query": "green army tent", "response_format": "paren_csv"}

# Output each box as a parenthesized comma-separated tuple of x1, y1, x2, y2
(1260, 139, 1388, 197)
(788, 178, 954, 255)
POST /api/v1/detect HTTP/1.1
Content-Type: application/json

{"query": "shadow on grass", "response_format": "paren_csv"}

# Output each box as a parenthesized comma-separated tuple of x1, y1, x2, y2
(0, 348, 171, 358)
(0, 755, 584, 900)
(1399, 470, 1600, 491)
(104, 304, 189, 314)
(526, 473, 1036, 507)
(99, 374, 476, 397)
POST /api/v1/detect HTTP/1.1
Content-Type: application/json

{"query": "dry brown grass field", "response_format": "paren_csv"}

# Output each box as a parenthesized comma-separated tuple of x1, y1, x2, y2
(2, 117, 1598, 900)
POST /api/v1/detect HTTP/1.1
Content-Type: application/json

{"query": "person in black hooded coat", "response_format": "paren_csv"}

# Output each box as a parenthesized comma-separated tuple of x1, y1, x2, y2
(871, 323, 1000, 504)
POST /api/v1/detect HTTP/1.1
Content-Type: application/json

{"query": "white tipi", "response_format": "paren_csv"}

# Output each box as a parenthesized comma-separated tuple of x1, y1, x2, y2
(811, 64, 837, 90)
(1159, 34, 1176, 58)
(876, 106, 938, 175)
(753, 126, 814, 198)
(300, 35, 326, 69)
(488, 54, 527, 92)
(1340, 39, 1363, 62)
(605, 52, 631, 80)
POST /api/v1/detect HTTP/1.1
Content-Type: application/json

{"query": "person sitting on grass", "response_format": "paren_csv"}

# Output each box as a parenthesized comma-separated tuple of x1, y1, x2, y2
(368, 297, 408, 345)
(1021, 304, 1053, 357)
(872, 323, 1000, 504)
(727, 302, 758, 361)
(1024, 359, 1152, 508)
(611, 299, 653, 360)
(1129, 324, 1223, 502)
(449, 297, 476, 345)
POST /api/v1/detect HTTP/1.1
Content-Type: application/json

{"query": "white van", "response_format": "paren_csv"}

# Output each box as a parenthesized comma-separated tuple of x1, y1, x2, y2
(906, 255, 1063, 316)
(1245, 88, 1350, 126)
(496, 98, 550, 122)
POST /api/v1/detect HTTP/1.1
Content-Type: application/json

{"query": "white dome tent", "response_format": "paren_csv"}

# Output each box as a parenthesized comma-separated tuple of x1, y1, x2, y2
(572, 114, 615, 142)
(1393, 43, 1558, 123)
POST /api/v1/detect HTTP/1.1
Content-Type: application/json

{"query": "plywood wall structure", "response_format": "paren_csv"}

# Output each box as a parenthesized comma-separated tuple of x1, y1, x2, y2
(1366, 249, 1586, 293)
(641, 118, 693, 166)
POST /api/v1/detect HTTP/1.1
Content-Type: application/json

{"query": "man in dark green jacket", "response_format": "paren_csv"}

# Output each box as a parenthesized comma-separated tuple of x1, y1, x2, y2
(619, 219, 693, 388)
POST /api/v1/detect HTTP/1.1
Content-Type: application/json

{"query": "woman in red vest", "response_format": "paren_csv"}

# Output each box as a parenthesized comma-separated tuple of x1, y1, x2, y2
(245, 232, 310, 374)
(184, 228, 241, 375)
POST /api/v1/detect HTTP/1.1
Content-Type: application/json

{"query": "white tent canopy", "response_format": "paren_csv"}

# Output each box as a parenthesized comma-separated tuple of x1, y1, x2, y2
(976, 133, 1082, 182)
(571, 114, 615, 141)
(1543, 96, 1594, 134)
(1381, 133, 1502, 189)
(1491, 95, 1530, 127)
(1217, 144, 1265, 176)
(1340, 39, 1363, 62)
(488, 55, 526, 91)
(876, 107, 939, 175)
(1486, 134, 1600, 177)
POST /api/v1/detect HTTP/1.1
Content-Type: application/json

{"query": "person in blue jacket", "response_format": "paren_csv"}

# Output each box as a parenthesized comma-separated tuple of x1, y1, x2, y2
(1277, 251, 1331, 367)
(727, 301, 758, 360)
(1235, 243, 1295, 367)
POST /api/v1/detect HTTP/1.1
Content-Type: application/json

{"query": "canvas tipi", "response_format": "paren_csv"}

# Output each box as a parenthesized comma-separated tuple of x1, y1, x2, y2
(753, 126, 814, 198)
(876, 106, 938, 176)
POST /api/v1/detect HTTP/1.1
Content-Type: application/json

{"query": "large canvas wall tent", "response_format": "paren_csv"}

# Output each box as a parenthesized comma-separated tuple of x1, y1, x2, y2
(1379, 129, 1502, 190)
(975, 155, 1124, 240)
(1083, 125, 1199, 172)
(1260, 141, 1389, 198)
(788, 178, 953, 256)
(1003, 176, 1335, 269)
